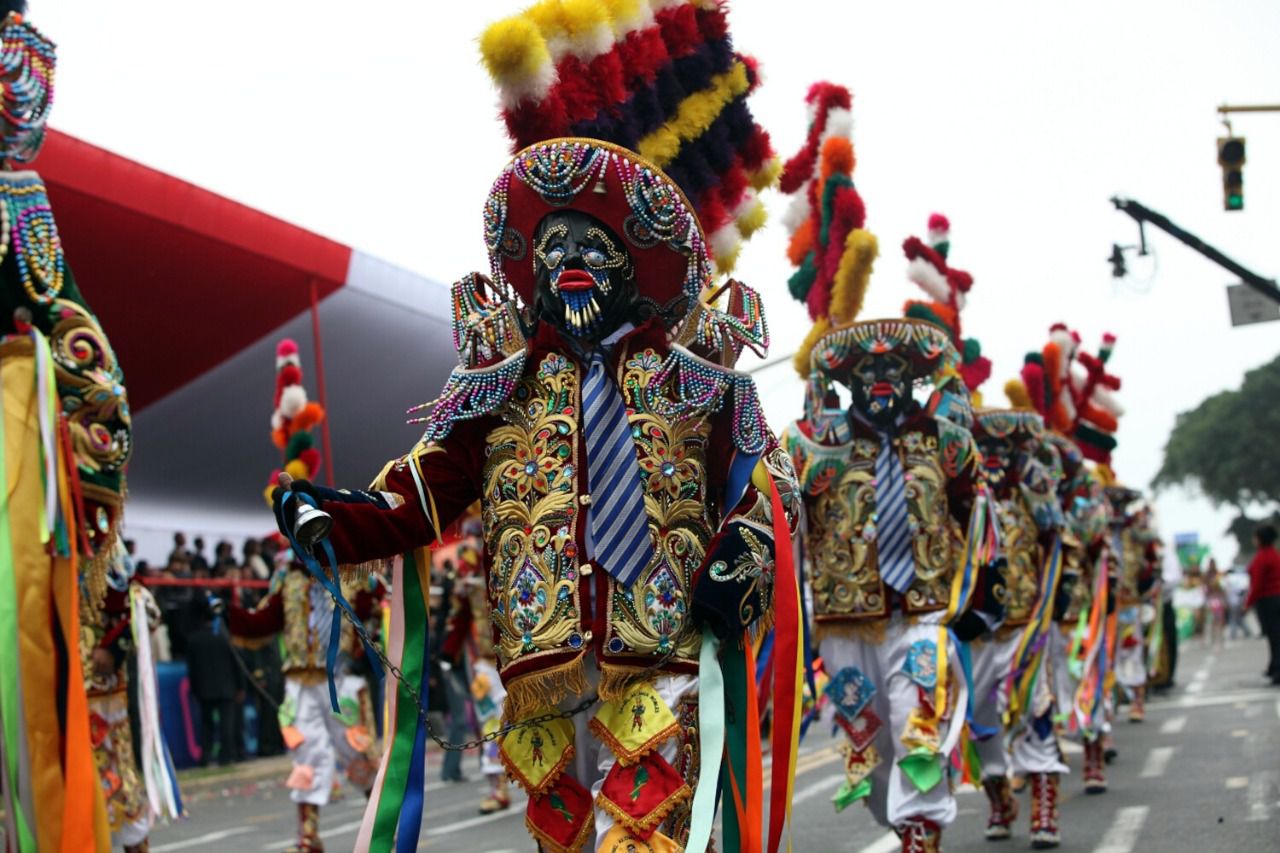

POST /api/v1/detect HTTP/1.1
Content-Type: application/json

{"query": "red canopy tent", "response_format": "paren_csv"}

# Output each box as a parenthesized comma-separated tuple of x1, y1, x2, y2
(37, 130, 457, 562)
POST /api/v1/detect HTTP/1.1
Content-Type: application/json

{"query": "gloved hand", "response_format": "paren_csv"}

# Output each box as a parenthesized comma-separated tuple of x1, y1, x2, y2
(950, 610, 990, 643)
(270, 474, 320, 543)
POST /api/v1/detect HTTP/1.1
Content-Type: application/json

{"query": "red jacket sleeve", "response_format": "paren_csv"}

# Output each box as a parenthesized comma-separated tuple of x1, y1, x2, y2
(323, 431, 486, 565)
(229, 587, 285, 639)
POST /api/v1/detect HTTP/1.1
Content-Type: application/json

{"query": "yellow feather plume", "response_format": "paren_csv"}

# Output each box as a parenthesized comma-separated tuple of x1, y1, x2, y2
(736, 198, 768, 239)
(829, 229, 878, 326)
(750, 156, 783, 192)
(1005, 378, 1033, 411)
(479, 17, 551, 86)
(793, 317, 832, 376)
(637, 62, 750, 166)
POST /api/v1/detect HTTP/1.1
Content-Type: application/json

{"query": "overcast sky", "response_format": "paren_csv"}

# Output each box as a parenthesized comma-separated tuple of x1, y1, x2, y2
(38, 0, 1280, 565)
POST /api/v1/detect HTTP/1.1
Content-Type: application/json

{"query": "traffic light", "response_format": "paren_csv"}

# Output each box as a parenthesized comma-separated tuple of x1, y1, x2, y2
(1218, 136, 1245, 211)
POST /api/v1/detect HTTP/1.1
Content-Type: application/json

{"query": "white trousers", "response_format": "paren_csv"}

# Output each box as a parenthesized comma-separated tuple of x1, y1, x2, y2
(1114, 606, 1147, 691)
(968, 632, 1018, 778)
(819, 614, 965, 829)
(286, 674, 375, 806)
(471, 659, 508, 777)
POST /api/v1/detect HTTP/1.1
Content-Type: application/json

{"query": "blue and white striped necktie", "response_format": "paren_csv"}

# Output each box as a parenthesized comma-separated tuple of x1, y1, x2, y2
(874, 431, 916, 594)
(582, 348, 655, 586)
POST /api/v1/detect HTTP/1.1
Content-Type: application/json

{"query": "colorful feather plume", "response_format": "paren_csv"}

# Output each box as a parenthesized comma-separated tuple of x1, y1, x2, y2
(264, 339, 326, 503)
(779, 82, 877, 374)
(1070, 333, 1123, 464)
(479, 0, 778, 274)
(901, 214, 987, 392)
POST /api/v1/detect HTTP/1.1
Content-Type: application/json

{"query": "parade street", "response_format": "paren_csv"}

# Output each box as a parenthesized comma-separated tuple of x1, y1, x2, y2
(151, 639, 1279, 853)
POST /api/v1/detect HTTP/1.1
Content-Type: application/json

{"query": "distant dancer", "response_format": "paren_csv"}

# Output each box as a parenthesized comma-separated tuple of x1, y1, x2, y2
(1246, 525, 1280, 685)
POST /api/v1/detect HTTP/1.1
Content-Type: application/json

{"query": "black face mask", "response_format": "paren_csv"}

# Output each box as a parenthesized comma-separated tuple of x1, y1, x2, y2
(532, 210, 638, 344)
(846, 352, 911, 430)
(978, 435, 1017, 493)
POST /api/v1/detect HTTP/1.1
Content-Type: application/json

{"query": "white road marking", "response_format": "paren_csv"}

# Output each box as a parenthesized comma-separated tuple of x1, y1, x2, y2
(1093, 805, 1150, 853)
(1248, 771, 1276, 822)
(1231, 728, 1249, 738)
(791, 772, 845, 805)
(859, 832, 902, 853)
(1159, 715, 1187, 734)
(423, 799, 529, 836)
(1275, 698, 1280, 720)
(261, 819, 366, 850)
(1152, 690, 1279, 712)
(1140, 746, 1175, 778)
(1186, 680, 1205, 694)
(1226, 776, 1249, 789)
(153, 827, 255, 852)
(1062, 740, 1083, 755)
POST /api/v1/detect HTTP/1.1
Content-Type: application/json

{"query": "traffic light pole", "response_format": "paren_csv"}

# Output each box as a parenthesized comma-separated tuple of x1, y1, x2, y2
(1110, 196, 1280, 305)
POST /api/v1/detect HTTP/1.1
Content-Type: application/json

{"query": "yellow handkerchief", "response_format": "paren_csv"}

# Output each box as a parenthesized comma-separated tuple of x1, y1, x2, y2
(589, 683, 679, 765)
(499, 711, 576, 795)
(597, 825, 682, 853)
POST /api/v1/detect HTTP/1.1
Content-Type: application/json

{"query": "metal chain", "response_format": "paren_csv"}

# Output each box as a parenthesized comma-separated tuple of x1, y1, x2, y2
(330, 590, 681, 752)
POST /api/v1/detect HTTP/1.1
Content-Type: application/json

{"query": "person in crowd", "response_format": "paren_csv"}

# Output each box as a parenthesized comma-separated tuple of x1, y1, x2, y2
(432, 557, 473, 785)
(244, 537, 271, 581)
(156, 555, 195, 658)
(186, 596, 245, 765)
(1225, 564, 1252, 640)
(191, 536, 211, 574)
(1204, 560, 1227, 649)
(1245, 525, 1280, 685)
(170, 531, 190, 564)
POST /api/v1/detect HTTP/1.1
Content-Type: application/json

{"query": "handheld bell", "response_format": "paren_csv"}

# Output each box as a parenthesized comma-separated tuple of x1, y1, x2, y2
(293, 502, 333, 549)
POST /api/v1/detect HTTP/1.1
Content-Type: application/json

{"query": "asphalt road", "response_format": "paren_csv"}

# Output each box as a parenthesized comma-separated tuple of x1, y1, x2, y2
(150, 637, 1279, 852)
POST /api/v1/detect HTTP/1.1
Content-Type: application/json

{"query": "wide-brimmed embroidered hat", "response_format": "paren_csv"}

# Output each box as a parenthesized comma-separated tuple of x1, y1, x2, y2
(809, 316, 956, 384)
(483, 137, 712, 312)
(972, 407, 1045, 443)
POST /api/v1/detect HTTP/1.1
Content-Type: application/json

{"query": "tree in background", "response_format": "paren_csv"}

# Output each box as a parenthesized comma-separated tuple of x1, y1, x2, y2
(1154, 352, 1280, 560)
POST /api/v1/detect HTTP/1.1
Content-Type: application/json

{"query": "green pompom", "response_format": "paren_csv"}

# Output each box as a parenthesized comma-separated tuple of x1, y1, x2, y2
(963, 338, 982, 362)
(1025, 352, 1044, 367)
(286, 430, 315, 460)
(788, 253, 818, 301)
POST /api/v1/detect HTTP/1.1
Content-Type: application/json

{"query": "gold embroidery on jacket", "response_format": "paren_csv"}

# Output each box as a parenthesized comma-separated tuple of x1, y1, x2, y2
(995, 497, 1043, 626)
(788, 423, 971, 624)
(606, 349, 709, 663)
(483, 352, 582, 668)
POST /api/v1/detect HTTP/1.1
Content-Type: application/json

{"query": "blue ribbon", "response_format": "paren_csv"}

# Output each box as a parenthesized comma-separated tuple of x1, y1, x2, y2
(282, 492, 385, 712)
(953, 631, 998, 739)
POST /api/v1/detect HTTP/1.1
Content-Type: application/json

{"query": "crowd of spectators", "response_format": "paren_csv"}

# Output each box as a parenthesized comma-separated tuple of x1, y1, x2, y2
(133, 532, 288, 766)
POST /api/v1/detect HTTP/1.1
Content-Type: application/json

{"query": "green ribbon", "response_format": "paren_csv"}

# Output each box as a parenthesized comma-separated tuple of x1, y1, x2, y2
(370, 550, 428, 849)
(720, 638, 750, 852)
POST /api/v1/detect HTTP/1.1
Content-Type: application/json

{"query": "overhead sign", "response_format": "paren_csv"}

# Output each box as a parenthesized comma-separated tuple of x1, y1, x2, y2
(1227, 283, 1280, 326)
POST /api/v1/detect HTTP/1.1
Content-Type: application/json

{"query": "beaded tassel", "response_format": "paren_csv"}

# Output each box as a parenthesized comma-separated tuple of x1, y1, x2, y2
(409, 352, 526, 442)
(0, 12, 54, 164)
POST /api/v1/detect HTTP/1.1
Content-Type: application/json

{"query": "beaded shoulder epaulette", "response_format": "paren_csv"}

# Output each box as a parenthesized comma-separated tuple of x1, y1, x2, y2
(654, 280, 771, 454)
(409, 272, 529, 442)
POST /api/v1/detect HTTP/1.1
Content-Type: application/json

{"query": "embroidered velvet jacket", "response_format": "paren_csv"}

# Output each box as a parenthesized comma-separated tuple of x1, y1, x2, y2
(782, 409, 980, 630)
(313, 319, 794, 717)
(230, 568, 382, 677)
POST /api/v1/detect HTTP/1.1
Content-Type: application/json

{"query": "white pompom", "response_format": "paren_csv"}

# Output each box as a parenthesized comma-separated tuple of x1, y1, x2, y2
(278, 384, 308, 419)
(270, 411, 284, 432)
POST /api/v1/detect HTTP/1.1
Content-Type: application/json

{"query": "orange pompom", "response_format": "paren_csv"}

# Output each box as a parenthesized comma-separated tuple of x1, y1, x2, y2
(272, 428, 289, 450)
(787, 218, 815, 267)
(290, 402, 326, 433)
(820, 136, 854, 183)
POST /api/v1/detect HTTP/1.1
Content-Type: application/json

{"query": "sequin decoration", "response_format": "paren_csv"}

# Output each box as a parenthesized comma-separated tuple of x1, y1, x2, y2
(513, 140, 605, 205)
(0, 172, 63, 304)
(0, 13, 55, 164)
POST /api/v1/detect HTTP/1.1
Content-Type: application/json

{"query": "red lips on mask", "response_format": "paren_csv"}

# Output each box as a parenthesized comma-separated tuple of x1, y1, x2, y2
(555, 269, 596, 292)
(871, 382, 896, 397)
